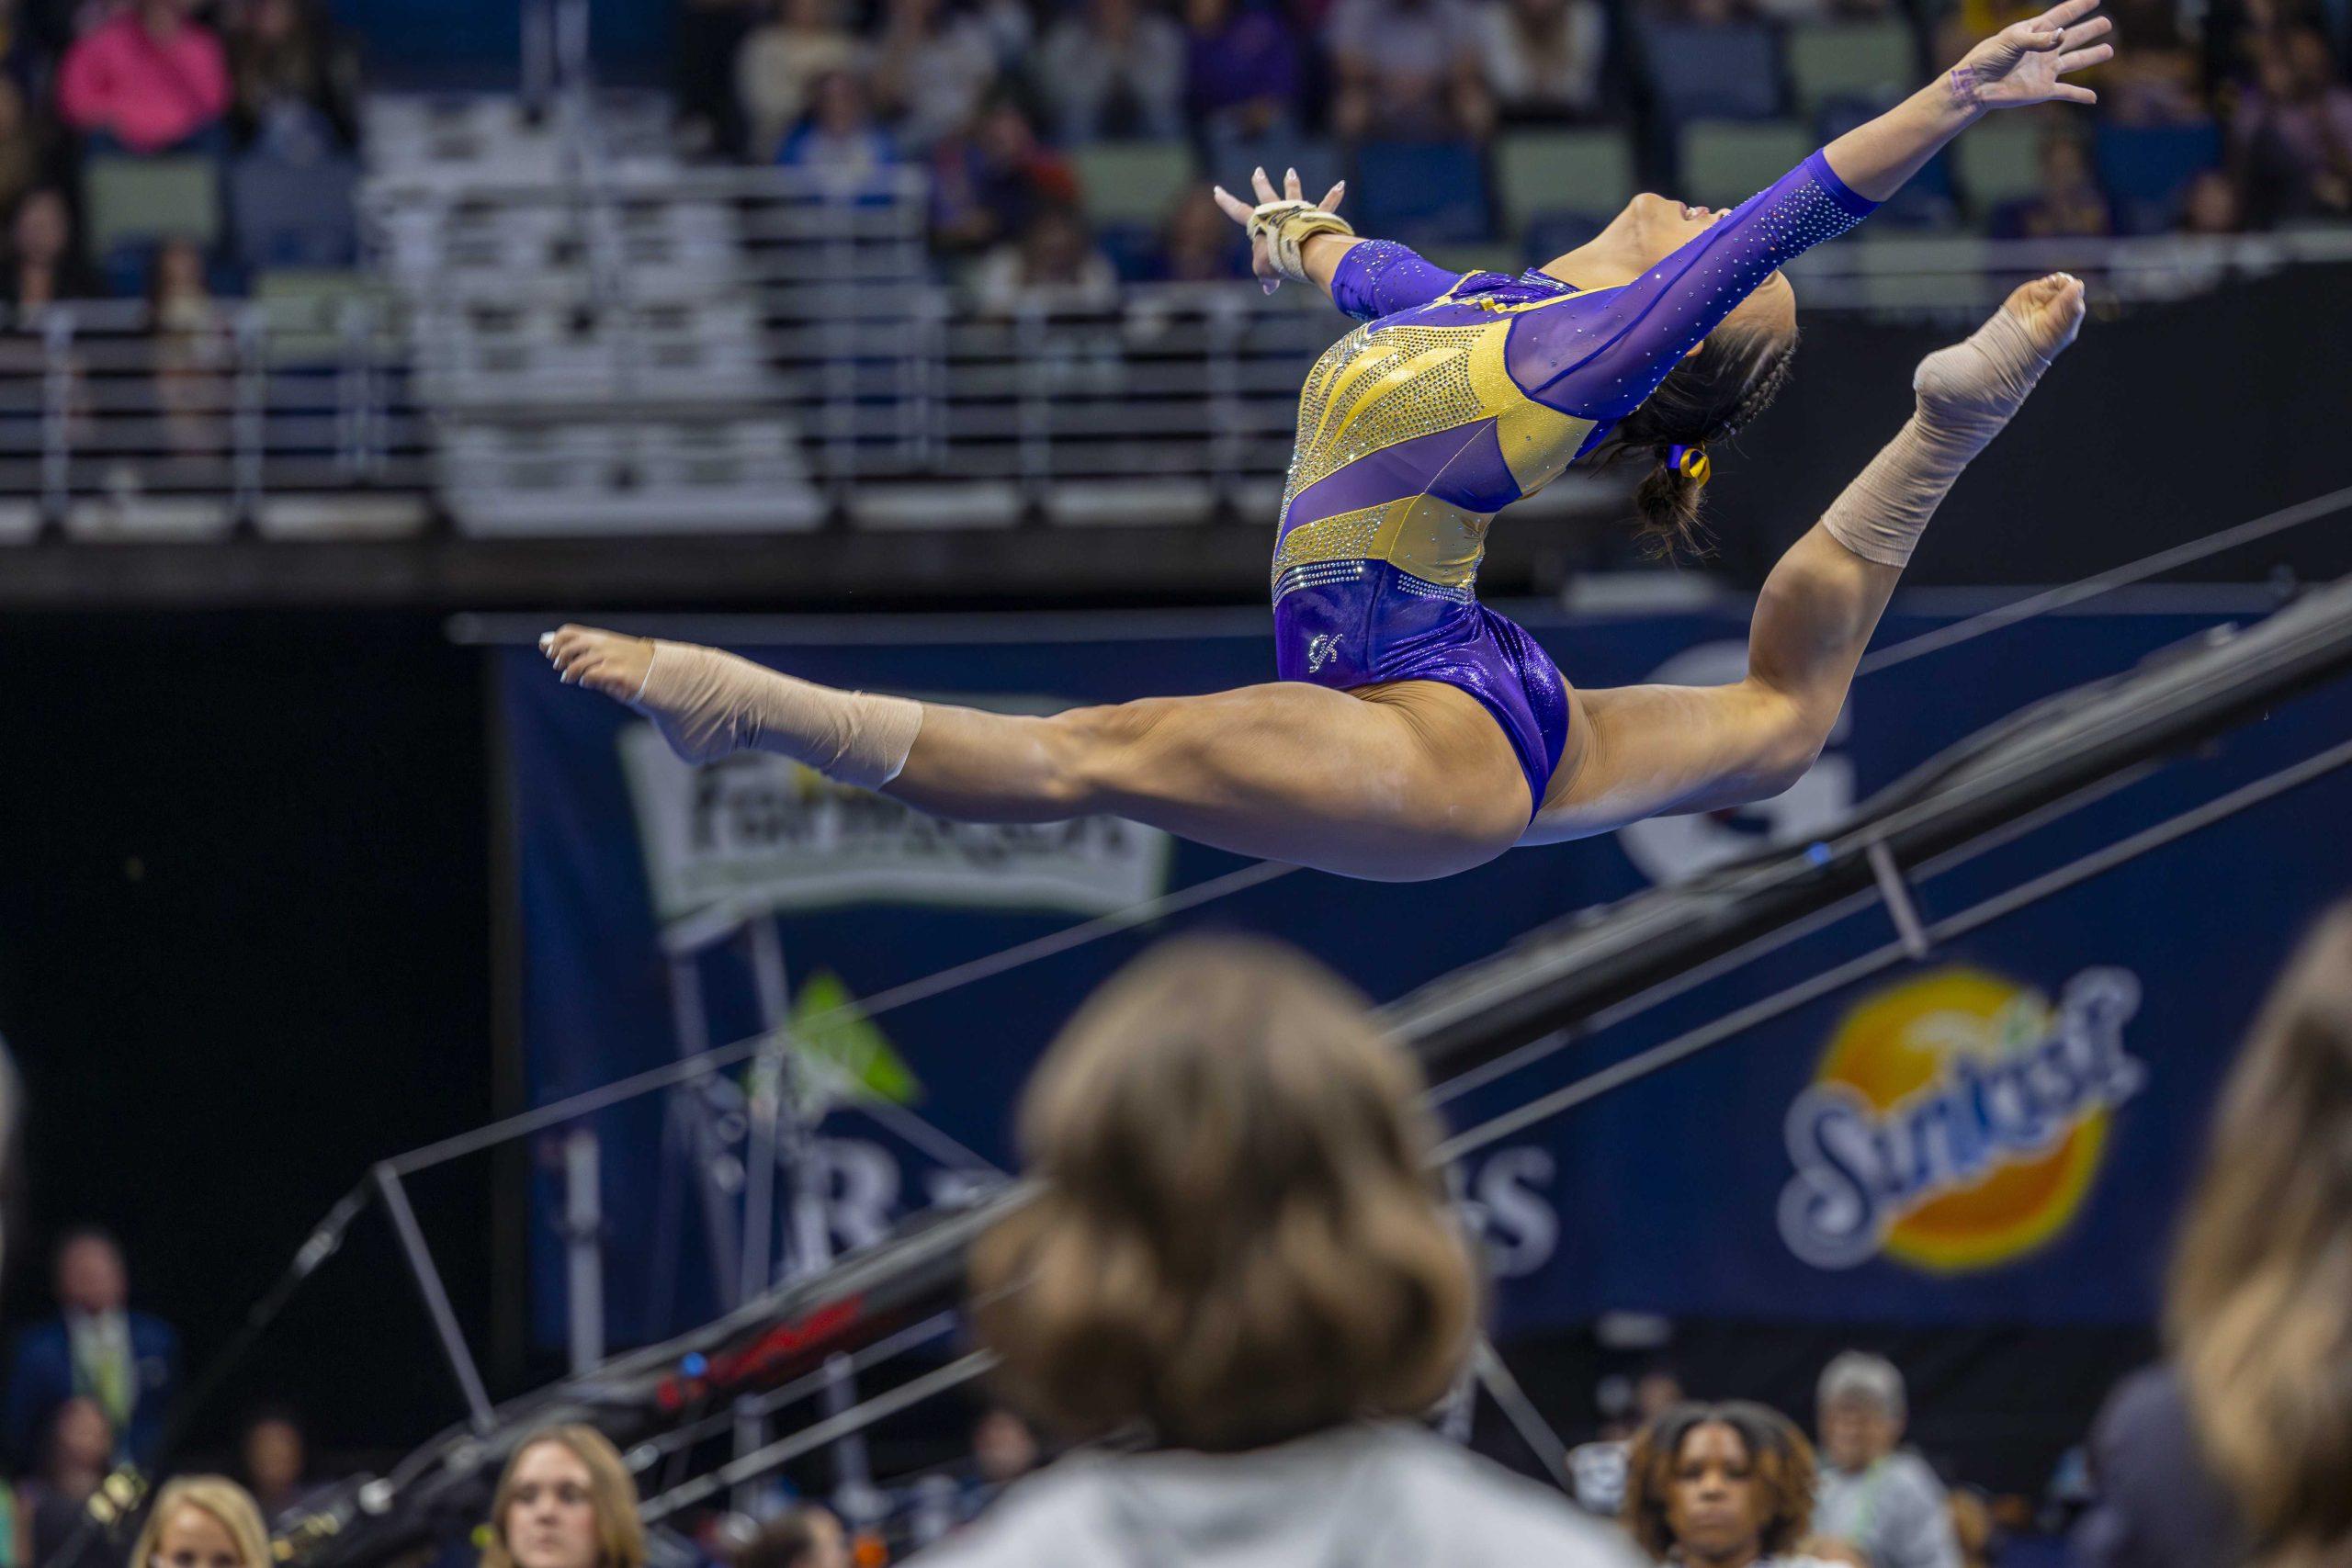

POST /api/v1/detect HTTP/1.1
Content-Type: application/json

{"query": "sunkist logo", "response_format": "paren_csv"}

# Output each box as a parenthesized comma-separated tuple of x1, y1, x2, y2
(1777, 965, 2147, 1273)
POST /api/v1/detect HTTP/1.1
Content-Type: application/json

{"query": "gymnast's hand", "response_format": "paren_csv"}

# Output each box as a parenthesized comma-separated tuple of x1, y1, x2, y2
(1211, 166, 1346, 295)
(1948, 0, 2115, 108)
(542, 624, 655, 704)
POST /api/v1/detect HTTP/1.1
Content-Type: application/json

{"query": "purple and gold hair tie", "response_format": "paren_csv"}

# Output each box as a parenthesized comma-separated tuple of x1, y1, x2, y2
(1668, 444, 1713, 487)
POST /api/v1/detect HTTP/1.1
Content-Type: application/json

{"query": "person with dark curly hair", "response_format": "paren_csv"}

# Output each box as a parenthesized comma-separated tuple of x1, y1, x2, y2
(1626, 1402, 1838, 1568)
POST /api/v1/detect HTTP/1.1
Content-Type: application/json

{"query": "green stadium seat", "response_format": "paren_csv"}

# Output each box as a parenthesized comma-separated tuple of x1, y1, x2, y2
(1785, 20, 1919, 117)
(1678, 121, 1814, 209)
(1952, 118, 2045, 213)
(1851, 235, 1996, 312)
(84, 155, 220, 258)
(1072, 141, 1198, 229)
(255, 269, 393, 364)
(1495, 130, 1638, 236)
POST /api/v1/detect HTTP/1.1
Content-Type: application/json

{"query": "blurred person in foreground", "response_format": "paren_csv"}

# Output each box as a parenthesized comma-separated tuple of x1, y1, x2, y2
(2156, 901, 2352, 1568)
(129, 1477, 269, 1568)
(2232, 24, 2352, 224)
(17, 1397, 119, 1568)
(6, 1228, 177, 1471)
(481, 1427, 647, 1568)
(734, 1506, 849, 1568)
(910, 935, 1645, 1567)
(1624, 1402, 1842, 1568)
(1811, 1353, 1961, 1568)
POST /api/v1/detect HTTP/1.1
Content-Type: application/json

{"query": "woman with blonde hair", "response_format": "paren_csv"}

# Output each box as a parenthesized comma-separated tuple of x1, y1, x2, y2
(130, 1477, 270, 1568)
(481, 1427, 646, 1568)
(913, 934, 1641, 1566)
(2168, 900, 2352, 1568)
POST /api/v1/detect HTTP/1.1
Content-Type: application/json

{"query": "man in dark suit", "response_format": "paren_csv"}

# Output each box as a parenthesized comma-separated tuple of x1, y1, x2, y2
(4, 1228, 177, 1472)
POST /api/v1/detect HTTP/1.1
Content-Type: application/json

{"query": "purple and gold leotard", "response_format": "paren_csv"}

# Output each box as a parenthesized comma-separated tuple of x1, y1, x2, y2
(1270, 149, 1878, 813)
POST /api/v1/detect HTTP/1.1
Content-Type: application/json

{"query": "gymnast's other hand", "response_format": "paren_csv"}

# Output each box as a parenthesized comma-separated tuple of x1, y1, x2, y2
(542, 624, 655, 704)
(1211, 166, 1345, 294)
(1949, 0, 2115, 108)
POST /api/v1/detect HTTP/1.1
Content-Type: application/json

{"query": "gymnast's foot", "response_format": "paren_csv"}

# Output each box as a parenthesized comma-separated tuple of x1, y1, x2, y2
(1913, 272, 2086, 444)
(541, 625, 744, 765)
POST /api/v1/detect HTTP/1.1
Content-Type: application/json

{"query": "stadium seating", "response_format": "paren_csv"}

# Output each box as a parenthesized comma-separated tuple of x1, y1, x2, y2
(1495, 129, 1637, 238)
(1638, 20, 1783, 124)
(1952, 118, 2045, 216)
(2095, 119, 2222, 234)
(230, 153, 363, 272)
(1785, 19, 1918, 118)
(1679, 120, 1814, 209)
(1073, 141, 1197, 230)
(85, 156, 220, 274)
(1352, 141, 1492, 244)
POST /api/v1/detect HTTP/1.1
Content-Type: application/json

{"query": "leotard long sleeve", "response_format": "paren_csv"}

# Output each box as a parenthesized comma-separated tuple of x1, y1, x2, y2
(1272, 148, 1878, 608)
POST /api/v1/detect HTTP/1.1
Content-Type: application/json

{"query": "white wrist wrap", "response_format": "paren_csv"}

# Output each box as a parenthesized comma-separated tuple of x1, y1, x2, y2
(633, 640, 923, 789)
(1247, 199, 1355, 283)
(1823, 307, 2056, 569)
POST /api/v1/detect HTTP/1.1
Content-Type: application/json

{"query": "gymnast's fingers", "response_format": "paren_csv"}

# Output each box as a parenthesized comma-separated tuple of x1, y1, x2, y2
(2055, 42, 2114, 73)
(1251, 165, 1279, 204)
(1212, 186, 1253, 225)
(1320, 180, 1346, 212)
(1283, 166, 1303, 201)
(2033, 0, 2100, 30)
(2059, 13, 2111, 47)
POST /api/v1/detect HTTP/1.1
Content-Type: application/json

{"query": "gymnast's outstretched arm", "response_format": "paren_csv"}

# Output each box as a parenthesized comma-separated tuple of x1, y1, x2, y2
(1521, 272, 2088, 845)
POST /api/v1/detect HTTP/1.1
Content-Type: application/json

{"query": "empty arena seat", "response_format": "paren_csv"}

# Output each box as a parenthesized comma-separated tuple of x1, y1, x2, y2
(229, 153, 361, 271)
(1679, 120, 1814, 209)
(1204, 127, 1341, 206)
(1638, 20, 1783, 124)
(1352, 141, 1492, 244)
(2095, 119, 2222, 234)
(1074, 141, 1198, 229)
(1495, 130, 1637, 236)
(1951, 118, 2044, 214)
(85, 156, 220, 260)
(1785, 19, 1919, 117)
(256, 269, 393, 363)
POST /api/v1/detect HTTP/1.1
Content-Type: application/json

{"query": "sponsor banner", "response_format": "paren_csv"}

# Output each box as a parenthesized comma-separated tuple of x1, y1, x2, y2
(503, 597, 2352, 1344)
(618, 726, 1173, 924)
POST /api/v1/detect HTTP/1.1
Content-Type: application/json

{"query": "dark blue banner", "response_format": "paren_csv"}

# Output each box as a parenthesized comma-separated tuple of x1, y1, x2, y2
(498, 591, 2352, 1347)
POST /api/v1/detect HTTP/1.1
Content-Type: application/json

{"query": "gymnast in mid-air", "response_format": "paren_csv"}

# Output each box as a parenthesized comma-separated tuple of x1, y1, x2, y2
(544, 0, 2106, 883)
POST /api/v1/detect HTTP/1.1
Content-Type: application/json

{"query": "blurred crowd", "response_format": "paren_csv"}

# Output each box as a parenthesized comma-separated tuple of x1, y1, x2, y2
(0, 0, 360, 317)
(671, 0, 2352, 289)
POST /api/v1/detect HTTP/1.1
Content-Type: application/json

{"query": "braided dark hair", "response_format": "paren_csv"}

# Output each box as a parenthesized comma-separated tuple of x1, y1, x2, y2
(1587, 321, 1800, 558)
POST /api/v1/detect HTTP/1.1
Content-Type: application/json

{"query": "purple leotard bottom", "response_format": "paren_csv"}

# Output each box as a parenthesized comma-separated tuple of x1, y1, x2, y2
(1273, 560, 1569, 818)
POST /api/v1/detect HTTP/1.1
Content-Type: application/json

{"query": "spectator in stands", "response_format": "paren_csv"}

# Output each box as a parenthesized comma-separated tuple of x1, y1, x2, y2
(56, 0, 232, 155)
(2163, 901, 2352, 1568)
(481, 1427, 647, 1568)
(1990, 130, 2114, 236)
(969, 201, 1120, 313)
(2099, 0, 2210, 125)
(129, 1477, 270, 1568)
(1476, 0, 1608, 123)
(869, 0, 998, 151)
(0, 77, 52, 222)
(913, 936, 1645, 1567)
(149, 233, 229, 460)
(1157, 185, 1251, 278)
(676, 0, 759, 155)
(2231, 24, 2352, 223)
(736, 0, 862, 162)
(1037, 0, 1187, 142)
(1182, 0, 1302, 141)
(776, 71, 905, 203)
(17, 1398, 117, 1568)
(0, 186, 95, 310)
(1811, 1353, 1962, 1568)
(2178, 166, 2247, 229)
(222, 0, 357, 153)
(233, 1405, 318, 1526)
(736, 1506, 850, 1568)
(929, 96, 1076, 253)
(1623, 1402, 1823, 1568)
(4, 1228, 177, 1472)
(1327, 0, 1494, 141)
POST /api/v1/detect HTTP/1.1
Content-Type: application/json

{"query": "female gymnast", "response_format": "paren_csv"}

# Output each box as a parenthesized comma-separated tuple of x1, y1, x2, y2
(542, 6, 2103, 884)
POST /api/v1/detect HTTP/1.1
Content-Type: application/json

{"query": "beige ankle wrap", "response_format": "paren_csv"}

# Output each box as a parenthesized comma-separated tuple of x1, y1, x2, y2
(632, 641, 922, 790)
(1823, 306, 2058, 570)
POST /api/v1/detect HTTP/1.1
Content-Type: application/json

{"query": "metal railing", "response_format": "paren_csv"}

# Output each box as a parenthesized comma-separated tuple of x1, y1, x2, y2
(0, 294, 426, 539)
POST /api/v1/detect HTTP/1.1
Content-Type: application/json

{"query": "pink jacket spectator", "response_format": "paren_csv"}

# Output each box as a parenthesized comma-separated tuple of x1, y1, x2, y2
(57, 8, 231, 154)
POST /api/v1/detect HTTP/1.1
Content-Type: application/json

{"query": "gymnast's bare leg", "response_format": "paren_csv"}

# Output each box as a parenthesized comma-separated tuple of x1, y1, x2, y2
(544, 276, 2084, 882)
(1526, 272, 2086, 842)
